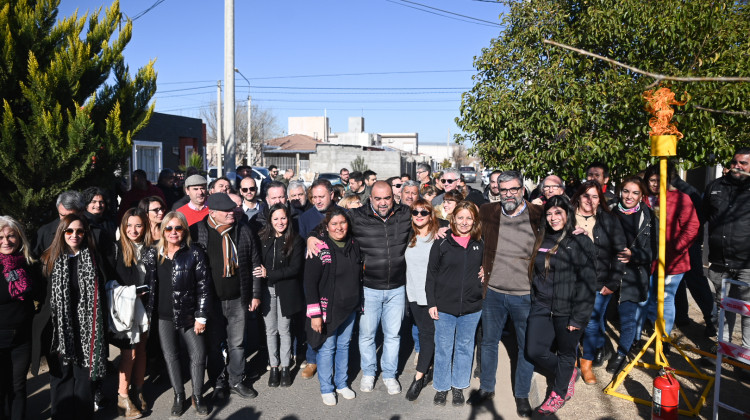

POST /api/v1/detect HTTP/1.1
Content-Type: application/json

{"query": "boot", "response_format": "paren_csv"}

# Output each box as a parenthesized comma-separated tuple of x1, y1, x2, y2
(170, 392, 186, 418)
(117, 394, 143, 419)
(192, 394, 208, 416)
(405, 375, 424, 401)
(280, 367, 292, 387)
(131, 387, 147, 411)
(580, 359, 597, 385)
(268, 367, 281, 387)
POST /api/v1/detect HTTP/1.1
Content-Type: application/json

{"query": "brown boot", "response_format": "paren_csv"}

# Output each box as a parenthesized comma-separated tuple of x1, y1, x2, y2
(580, 359, 597, 385)
(117, 394, 143, 419)
(301, 363, 317, 379)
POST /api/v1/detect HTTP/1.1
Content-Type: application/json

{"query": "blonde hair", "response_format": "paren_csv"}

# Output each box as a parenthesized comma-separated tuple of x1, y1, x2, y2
(156, 211, 191, 263)
(0, 215, 34, 263)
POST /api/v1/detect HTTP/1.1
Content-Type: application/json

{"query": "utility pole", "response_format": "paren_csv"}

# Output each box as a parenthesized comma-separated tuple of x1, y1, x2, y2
(216, 80, 223, 177)
(235, 68, 254, 166)
(223, 0, 236, 175)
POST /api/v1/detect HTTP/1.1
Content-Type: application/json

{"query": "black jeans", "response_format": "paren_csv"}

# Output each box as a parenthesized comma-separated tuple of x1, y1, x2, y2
(0, 338, 31, 420)
(526, 304, 582, 397)
(207, 297, 246, 387)
(409, 301, 435, 375)
(48, 353, 93, 420)
(158, 319, 206, 397)
(674, 243, 714, 324)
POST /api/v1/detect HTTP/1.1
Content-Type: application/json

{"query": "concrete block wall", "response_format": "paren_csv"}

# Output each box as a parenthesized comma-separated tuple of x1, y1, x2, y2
(310, 144, 405, 179)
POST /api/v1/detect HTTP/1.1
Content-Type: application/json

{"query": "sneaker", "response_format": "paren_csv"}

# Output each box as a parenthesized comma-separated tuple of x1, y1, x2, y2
(299, 360, 308, 369)
(383, 378, 401, 395)
(538, 391, 565, 415)
(451, 387, 465, 406)
(321, 393, 337, 406)
(360, 375, 375, 392)
(433, 390, 448, 406)
(336, 387, 356, 400)
(565, 368, 579, 401)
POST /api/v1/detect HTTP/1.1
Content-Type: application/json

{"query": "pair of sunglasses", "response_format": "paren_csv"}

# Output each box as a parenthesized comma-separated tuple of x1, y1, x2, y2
(64, 228, 86, 236)
(411, 210, 430, 217)
(164, 225, 185, 232)
(241, 187, 257, 192)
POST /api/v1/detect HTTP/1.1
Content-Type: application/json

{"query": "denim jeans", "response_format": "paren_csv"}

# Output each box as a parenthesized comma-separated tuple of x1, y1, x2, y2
(318, 311, 356, 394)
(412, 323, 420, 354)
(617, 300, 647, 356)
(433, 310, 482, 392)
(582, 292, 614, 360)
(159, 319, 206, 397)
(262, 285, 293, 368)
(359, 286, 405, 379)
(645, 273, 685, 336)
(708, 266, 750, 348)
(207, 297, 247, 387)
(479, 289, 533, 398)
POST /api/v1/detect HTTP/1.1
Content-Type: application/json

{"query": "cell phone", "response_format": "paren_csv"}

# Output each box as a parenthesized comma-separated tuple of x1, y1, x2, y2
(136, 285, 150, 295)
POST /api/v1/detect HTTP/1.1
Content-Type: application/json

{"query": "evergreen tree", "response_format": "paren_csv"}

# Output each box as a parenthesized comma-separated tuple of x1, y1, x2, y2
(0, 0, 156, 232)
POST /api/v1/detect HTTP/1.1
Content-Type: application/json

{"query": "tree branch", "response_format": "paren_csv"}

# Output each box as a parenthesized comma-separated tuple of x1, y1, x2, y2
(693, 105, 750, 116)
(543, 39, 750, 85)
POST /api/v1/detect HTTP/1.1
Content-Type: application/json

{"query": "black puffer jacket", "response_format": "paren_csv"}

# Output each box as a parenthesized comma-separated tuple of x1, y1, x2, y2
(591, 209, 627, 291)
(145, 244, 212, 329)
(349, 202, 412, 290)
(426, 234, 484, 317)
(614, 206, 656, 303)
(704, 175, 750, 269)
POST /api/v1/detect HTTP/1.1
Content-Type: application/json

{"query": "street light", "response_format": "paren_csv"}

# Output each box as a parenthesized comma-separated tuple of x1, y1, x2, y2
(235, 68, 253, 166)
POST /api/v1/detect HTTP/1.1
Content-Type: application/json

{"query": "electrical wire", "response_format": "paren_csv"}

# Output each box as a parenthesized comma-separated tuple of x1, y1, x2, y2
(131, 0, 168, 21)
(385, 0, 501, 27)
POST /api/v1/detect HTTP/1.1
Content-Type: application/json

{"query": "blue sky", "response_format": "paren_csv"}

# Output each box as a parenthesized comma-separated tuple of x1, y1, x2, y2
(58, 0, 506, 144)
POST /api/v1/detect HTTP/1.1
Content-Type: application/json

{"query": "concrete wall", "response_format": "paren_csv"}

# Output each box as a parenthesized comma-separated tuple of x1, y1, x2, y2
(381, 133, 418, 154)
(310, 144, 429, 179)
(288, 116, 329, 141)
(327, 132, 380, 147)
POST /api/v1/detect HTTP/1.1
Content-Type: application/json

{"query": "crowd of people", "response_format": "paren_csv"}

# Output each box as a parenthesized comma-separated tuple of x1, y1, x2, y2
(0, 147, 748, 419)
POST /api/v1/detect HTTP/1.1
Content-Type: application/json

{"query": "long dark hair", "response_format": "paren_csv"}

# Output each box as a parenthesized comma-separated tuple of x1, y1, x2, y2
(319, 206, 352, 240)
(259, 204, 297, 257)
(42, 214, 97, 277)
(528, 195, 576, 281)
(571, 180, 609, 214)
(408, 198, 439, 247)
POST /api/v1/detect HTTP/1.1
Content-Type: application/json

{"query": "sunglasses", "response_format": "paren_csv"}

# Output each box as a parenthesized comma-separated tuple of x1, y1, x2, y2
(411, 210, 430, 217)
(149, 207, 165, 213)
(440, 179, 457, 184)
(392, 183, 403, 188)
(64, 228, 86, 236)
(241, 187, 257, 193)
(164, 225, 185, 232)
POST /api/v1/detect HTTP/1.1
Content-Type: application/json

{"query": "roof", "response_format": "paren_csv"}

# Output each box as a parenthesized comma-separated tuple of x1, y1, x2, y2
(265, 134, 321, 153)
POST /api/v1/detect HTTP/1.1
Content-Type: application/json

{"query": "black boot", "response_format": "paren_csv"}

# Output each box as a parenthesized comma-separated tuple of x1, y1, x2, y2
(593, 347, 609, 367)
(606, 353, 627, 374)
(280, 367, 292, 387)
(405, 376, 424, 401)
(170, 392, 186, 418)
(192, 394, 208, 416)
(268, 367, 280, 388)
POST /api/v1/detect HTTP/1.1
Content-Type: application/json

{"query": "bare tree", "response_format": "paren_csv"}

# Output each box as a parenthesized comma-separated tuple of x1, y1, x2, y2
(452, 144, 469, 168)
(201, 101, 281, 167)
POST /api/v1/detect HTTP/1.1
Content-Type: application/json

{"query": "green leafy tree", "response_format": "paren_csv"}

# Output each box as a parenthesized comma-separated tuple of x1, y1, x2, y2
(0, 0, 156, 231)
(456, 0, 750, 182)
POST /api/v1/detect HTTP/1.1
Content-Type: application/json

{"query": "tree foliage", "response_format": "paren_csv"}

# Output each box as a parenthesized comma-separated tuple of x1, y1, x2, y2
(0, 0, 156, 230)
(455, 0, 750, 182)
(350, 155, 368, 172)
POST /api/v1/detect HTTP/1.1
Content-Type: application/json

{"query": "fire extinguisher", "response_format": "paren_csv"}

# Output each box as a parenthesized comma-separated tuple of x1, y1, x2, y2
(652, 367, 680, 420)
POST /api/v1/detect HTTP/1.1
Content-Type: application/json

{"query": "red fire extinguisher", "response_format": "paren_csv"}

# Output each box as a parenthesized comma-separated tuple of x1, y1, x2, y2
(652, 367, 680, 420)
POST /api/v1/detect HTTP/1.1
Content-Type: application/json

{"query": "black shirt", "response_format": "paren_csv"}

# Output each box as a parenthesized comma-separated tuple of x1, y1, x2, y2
(533, 233, 561, 308)
(157, 257, 174, 320)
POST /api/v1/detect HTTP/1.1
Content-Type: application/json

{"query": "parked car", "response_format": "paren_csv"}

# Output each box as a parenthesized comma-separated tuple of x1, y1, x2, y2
(315, 172, 342, 186)
(459, 166, 477, 183)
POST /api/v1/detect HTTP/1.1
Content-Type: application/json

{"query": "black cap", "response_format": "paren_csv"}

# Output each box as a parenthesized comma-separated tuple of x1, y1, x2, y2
(206, 193, 236, 211)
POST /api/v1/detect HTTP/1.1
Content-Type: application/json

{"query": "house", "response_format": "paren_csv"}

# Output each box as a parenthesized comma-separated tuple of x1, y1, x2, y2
(264, 134, 321, 175)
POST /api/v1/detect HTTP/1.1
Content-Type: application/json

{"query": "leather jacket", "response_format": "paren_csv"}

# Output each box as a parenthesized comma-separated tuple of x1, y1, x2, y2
(145, 244, 212, 329)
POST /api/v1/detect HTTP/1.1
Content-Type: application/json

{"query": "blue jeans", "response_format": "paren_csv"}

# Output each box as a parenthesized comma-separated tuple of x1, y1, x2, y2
(479, 290, 533, 398)
(412, 323, 420, 354)
(433, 310, 482, 392)
(359, 286, 405, 379)
(616, 300, 647, 356)
(645, 273, 685, 336)
(317, 311, 356, 394)
(582, 292, 613, 360)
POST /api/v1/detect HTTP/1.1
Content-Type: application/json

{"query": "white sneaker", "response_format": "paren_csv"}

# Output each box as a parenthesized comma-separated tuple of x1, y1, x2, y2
(383, 377, 401, 395)
(360, 375, 375, 392)
(321, 392, 337, 406)
(299, 360, 308, 369)
(336, 387, 356, 400)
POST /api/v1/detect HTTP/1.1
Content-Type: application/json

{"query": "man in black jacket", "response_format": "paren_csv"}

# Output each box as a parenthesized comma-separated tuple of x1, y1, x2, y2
(190, 193, 261, 400)
(704, 147, 750, 351)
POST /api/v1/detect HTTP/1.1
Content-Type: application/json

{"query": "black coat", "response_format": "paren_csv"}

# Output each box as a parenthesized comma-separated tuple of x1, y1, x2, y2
(591, 209, 627, 291)
(703, 175, 750, 269)
(260, 235, 305, 317)
(426, 234, 484, 317)
(145, 244, 212, 330)
(615, 206, 656, 303)
(349, 202, 412, 290)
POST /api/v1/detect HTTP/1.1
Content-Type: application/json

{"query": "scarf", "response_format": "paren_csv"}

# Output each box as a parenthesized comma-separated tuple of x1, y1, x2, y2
(208, 215, 238, 277)
(0, 252, 30, 301)
(618, 202, 641, 215)
(49, 249, 106, 380)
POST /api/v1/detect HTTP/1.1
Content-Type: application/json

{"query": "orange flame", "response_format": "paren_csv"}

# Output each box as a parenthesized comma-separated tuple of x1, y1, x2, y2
(643, 87, 687, 139)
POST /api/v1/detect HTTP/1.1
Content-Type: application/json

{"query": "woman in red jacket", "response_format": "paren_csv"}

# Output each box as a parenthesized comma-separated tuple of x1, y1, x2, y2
(642, 164, 700, 338)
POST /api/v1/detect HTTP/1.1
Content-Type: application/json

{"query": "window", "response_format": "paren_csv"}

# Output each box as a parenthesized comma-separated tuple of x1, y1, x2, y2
(132, 140, 163, 183)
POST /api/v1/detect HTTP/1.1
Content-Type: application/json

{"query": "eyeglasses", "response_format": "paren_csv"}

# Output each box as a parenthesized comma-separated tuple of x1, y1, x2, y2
(440, 178, 457, 184)
(240, 187, 257, 192)
(149, 207, 165, 213)
(392, 183, 403, 188)
(164, 225, 184, 232)
(499, 187, 522, 195)
(411, 210, 430, 217)
(542, 185, 562, 190)
(64, 228, 85, 236)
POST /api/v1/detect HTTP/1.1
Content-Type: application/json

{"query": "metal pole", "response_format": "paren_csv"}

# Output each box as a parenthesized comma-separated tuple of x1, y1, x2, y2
(216, 80, 223, 178)
(223, 0, 236, 175)
(247, 95, 253, 165)
(656, 156, 667, 364)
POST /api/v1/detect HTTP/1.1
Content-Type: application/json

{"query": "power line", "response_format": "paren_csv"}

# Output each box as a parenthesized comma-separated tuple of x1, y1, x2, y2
(131, 0, 168, 21)
(386, 0, 501, 27)
(246, 85, 469, 90)
(250, 69, 475, 80)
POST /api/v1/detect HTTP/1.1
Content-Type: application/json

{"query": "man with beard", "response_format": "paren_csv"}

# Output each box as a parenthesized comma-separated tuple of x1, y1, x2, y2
(483, 170, 503, 203)
(468, 170, 541, 418)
